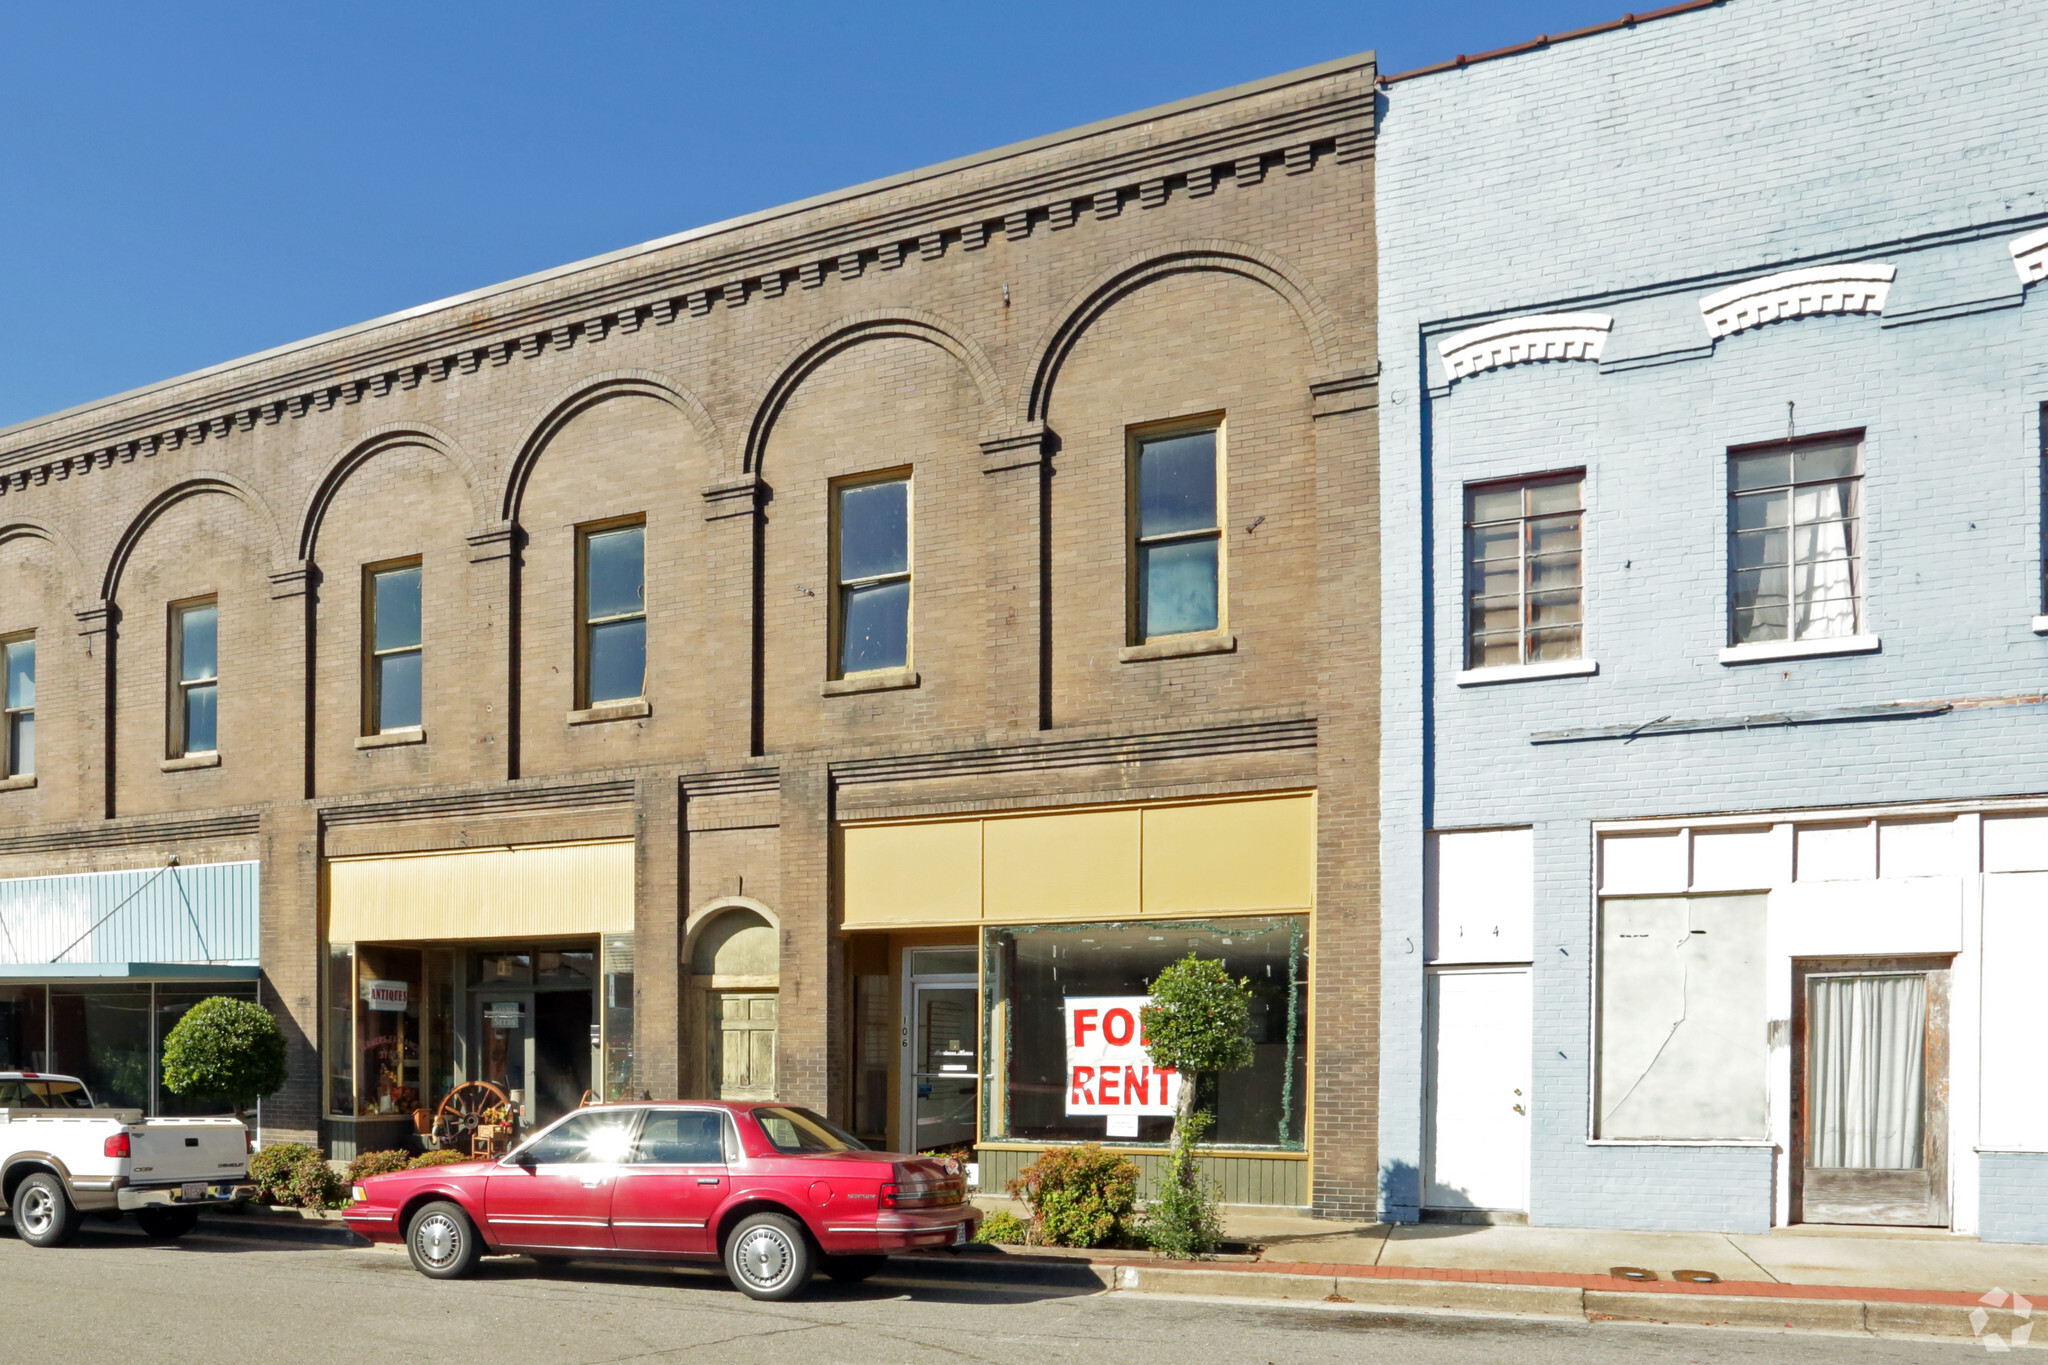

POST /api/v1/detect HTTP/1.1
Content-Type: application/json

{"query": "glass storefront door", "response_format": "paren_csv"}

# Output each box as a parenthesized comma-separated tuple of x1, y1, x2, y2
(476, 994, 530, 1114)
(903, 949, 979, 1154)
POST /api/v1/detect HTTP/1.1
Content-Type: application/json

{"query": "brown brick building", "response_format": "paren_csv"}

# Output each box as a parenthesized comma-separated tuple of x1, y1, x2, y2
(0, 55, 1381, 1213)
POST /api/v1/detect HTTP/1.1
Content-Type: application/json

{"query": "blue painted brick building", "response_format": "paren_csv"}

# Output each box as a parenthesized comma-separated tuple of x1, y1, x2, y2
(1378, 0, 2048, 1241)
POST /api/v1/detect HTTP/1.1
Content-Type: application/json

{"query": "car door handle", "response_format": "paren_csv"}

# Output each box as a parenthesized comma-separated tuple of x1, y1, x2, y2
(696, 1177, 721, 1186)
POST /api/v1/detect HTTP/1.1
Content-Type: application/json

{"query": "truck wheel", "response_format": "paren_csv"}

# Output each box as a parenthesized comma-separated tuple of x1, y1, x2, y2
(11, 1173, 80, 1248)
(136, 1206, 201, 1241)
(724, 1211, 813, 1300)
(823, 1254, 886, 1283)
(406, 1201, 482, 1279)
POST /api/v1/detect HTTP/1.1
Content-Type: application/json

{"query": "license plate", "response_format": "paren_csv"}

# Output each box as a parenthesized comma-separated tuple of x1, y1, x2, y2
(953, 1221, 971, 1247)
(181, 1182, 207, 1201)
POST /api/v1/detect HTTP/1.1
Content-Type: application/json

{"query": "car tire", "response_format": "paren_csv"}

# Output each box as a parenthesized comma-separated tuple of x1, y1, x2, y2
(724, 1211, 814, 1301)
(405, 1201, 483, 1279)
(823, 1254, 886, 1283)
(11, 1173, 80, 1248)
(136, 1206, 201, 1241)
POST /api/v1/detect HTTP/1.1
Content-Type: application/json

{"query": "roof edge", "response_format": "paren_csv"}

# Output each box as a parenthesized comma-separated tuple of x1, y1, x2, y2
(0, 48, 1375, 446)
(1378, 0, 1716, 85)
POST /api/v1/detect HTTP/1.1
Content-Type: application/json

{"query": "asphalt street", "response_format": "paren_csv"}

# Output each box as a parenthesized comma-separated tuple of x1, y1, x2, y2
(0, 1223, 1991, 1364)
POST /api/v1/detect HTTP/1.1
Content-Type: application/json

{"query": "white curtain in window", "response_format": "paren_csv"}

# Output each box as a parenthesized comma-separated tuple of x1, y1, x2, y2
(1808, 973, 1926, 1169)
(1792, 482, 1857, 638)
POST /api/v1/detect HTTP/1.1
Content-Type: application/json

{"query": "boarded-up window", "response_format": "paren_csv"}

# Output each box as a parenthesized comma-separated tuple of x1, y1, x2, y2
(1597, 895, 1767, 1140)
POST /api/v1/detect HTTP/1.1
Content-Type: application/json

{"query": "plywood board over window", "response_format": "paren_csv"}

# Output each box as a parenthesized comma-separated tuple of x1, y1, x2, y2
(838, 792, 1314, 928)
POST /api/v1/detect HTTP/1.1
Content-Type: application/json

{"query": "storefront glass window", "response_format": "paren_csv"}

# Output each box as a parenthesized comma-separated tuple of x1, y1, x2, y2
(0, 985, 49, 1072)
(51, 984, 153, 1111)
(538, 949, 597, 986)
(155, 985, 258, 1116)
(602, 934, 634, 1100)
(984, 917, 1307, 1149)
(327, 945, 355, 1117)
(355, 945, 423, 1117)
(473, 951, 532, 986)
(426, 949, 456, 1112)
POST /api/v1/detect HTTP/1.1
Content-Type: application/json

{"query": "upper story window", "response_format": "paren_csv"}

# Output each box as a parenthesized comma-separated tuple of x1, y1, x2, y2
(832, 473, 911, 676)
(365, 561, 422, 734)
(1464, 473, 1584, 669)
(579, 522, 646, 706)
(170, 599, 218, 757)
(1131, 420, 1224, 642)
(2, 634, 32, 779)
(1728, 434, 1862, 646)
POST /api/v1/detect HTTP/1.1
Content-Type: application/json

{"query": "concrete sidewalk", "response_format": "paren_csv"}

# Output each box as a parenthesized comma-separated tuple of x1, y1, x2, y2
(949, 1197, 2048, 1339)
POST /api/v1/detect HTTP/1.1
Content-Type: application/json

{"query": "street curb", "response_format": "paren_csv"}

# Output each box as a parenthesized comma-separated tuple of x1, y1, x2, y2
(897, 1253, 2030, 1339)
(191, 1211, 366, 1247)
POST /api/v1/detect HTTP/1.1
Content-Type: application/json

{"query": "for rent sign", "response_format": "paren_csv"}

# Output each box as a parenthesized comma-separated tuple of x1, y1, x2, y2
(1064, 996, 1180, 1123)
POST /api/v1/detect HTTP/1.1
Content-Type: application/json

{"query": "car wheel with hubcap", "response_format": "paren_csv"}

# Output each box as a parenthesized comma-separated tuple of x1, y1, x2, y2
(136, 1206, 201, 1241)
(406, 1200, 482, 1279)
(11, 1173, 80, 1248)
(724, 1211, 813, 1300)
(823, 1254, 886, 1283)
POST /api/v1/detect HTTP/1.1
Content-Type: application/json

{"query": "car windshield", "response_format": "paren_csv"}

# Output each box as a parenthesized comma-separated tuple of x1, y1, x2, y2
(752, 1106, 869, 1153)
(0, 1079, 94, 1109)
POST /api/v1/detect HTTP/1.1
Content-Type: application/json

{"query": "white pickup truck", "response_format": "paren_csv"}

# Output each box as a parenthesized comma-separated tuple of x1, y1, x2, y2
(0, 1071, 256, 1245)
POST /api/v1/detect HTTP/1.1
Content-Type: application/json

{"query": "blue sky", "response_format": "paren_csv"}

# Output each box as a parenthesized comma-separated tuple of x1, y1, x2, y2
(0, 2, 1626, 428)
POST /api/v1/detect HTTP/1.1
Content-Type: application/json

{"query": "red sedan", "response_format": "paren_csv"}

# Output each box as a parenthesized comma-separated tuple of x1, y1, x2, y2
(344, 1103, 975, 1300)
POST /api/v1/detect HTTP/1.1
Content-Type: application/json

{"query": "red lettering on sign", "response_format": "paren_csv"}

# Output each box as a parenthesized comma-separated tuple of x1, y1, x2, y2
(1103, 1007, 1135, 1046)
(1070, 1067, 1095, 1105)
(1126, 1066, 1150, 1105)
(1099, 1067, 1121, 1105)
(1072, 1009, 1100, 1047)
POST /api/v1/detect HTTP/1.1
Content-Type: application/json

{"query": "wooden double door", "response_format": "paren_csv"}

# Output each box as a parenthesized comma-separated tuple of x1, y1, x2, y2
(1792, 957, 1950, 1227)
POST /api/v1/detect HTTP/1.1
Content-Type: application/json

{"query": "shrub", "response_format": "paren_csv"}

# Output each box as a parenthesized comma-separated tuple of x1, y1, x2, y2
(250, 1142, 347, 1209)
(1006, 1144, 1141, 1248)
(973, 1209, 1028, 1245)
(344, 1150, 414, 1183)
(410, 1149, 472, 1169)
(1141, 1110, 1226, 1260)
(160, 997, 289, 1121)
(248, 1142, 321, 1204)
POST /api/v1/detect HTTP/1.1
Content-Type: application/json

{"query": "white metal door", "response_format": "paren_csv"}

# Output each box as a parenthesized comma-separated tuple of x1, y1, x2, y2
(1426, 967, 1531, 1211)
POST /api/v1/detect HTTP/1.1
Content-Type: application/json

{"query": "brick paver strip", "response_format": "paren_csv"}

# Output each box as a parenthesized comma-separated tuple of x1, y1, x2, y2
(1035, 1252, 2048, 1309)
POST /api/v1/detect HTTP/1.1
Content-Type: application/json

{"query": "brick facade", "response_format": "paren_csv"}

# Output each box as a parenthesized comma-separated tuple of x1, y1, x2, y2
(1378, 0, 2048, 1238)
(0, 56, 1380, 1210)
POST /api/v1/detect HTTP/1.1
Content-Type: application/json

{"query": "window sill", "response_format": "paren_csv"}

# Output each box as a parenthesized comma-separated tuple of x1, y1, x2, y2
(1118, 632, 1236, 664)
(161, 752, 221, 772)
(567, 699, 651, 726)
(355, 727, 425, 750)
(1455, 659, 1598, 687)
(0, 774, 35, 792)
(1718, 635, 1880, 665)
(1585, 1138, 1775, 1148)
(823, 667, 920, 696)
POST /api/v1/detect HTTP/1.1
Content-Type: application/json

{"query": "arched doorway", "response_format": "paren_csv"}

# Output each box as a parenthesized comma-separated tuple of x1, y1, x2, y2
(688, 905, 779, 1100)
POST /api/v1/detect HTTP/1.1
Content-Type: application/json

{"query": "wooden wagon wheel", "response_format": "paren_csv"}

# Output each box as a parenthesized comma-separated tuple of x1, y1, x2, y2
(431, 1081, 510, 1149)
(578, 1089, 599, 1109)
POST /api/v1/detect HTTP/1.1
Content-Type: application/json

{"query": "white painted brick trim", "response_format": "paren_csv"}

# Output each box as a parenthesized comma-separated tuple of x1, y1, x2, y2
(1438, 312, 1614, 379)
(2011, 225, 2048, 285)
(1698, 264, 1896, 339)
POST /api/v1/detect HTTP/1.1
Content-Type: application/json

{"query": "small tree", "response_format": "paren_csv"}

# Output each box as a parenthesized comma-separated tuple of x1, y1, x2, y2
(1140, 954, 1255, 1258)
(160, 996, 289, 1124)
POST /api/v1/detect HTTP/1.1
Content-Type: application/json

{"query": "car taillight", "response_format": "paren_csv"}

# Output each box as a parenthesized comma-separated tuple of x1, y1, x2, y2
(104, 1132, 130, 1158)
(246, 1132, 256, 1154)
(879, 1182, 901, 1208)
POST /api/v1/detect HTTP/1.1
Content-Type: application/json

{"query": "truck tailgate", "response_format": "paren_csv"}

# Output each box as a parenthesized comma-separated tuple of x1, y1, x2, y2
(128, 1119, 247, 1185)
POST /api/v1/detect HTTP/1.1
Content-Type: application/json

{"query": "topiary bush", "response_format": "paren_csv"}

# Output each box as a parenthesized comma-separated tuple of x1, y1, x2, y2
(249, 1142, 346, 1209)
(973, 1209, 1028, 1244)
(160, 997, 289, 1122)
(343, 1150, 414, 1183)
(1006, 1144, 1142, 1248)
(410, 1149, 472, 1169)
